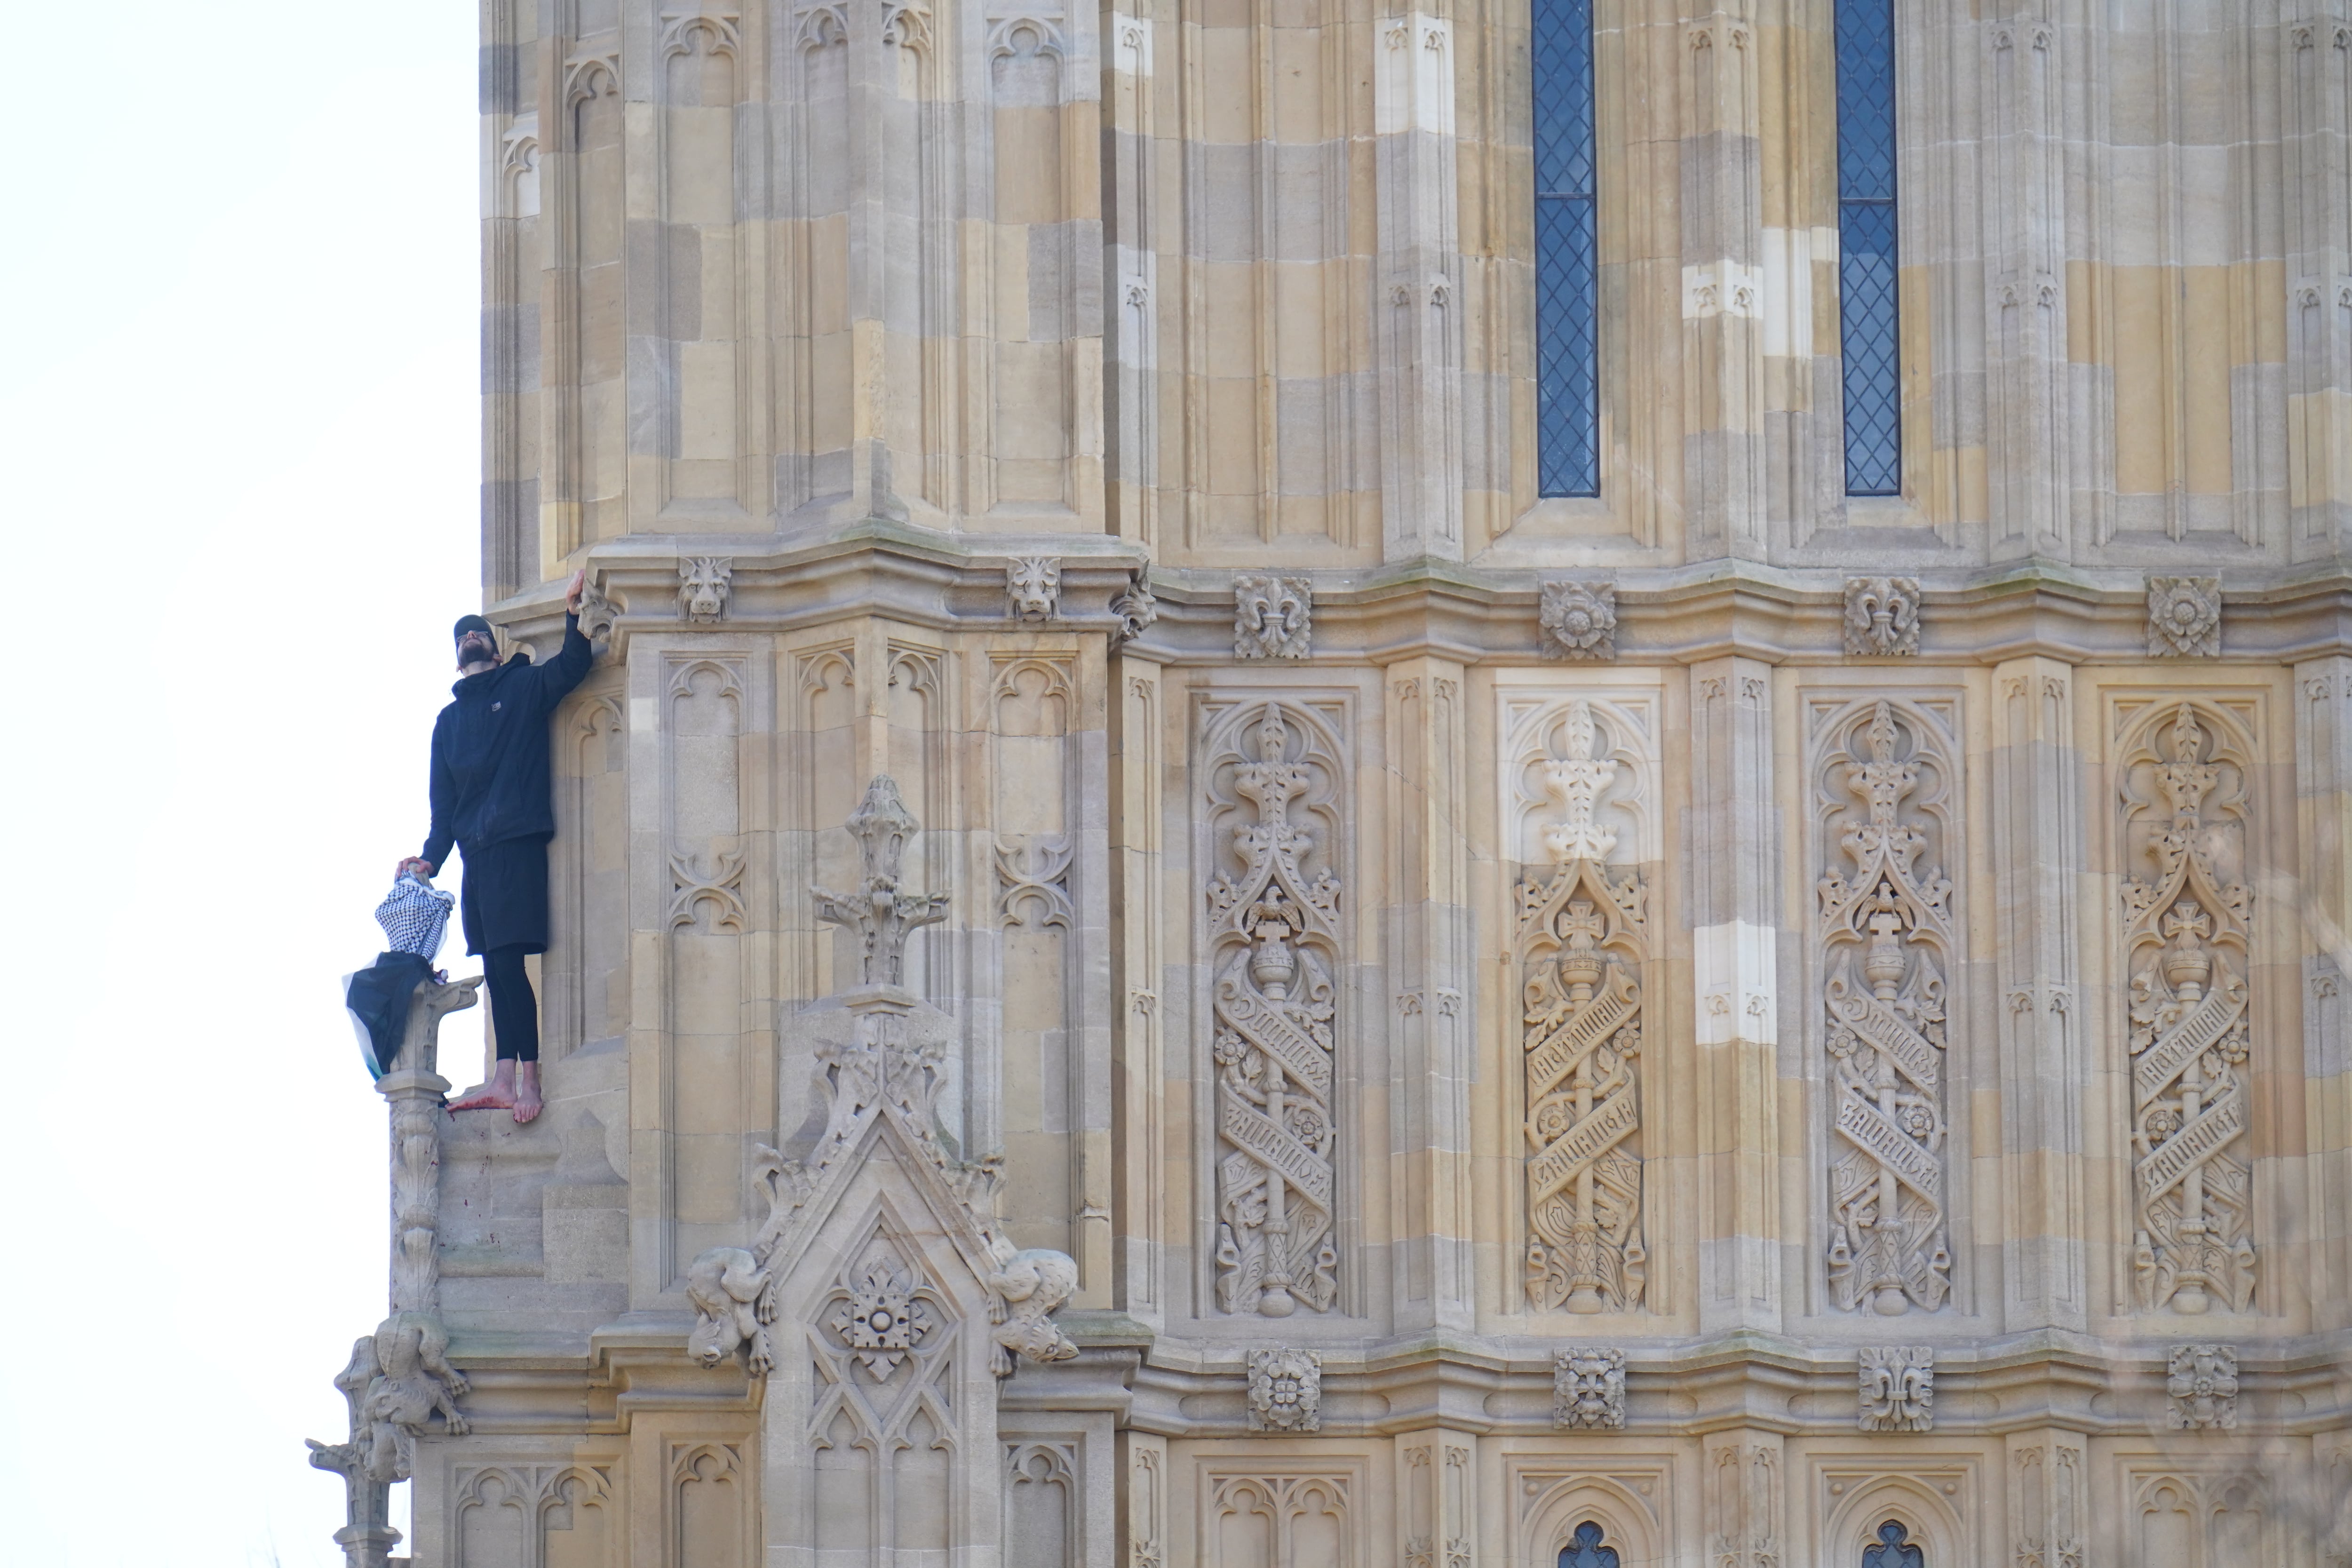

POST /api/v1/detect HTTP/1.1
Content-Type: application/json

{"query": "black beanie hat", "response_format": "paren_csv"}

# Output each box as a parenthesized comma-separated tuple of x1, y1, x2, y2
(453, 614, 496, 649)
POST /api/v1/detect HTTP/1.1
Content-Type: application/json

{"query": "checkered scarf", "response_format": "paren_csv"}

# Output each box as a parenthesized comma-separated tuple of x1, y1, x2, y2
(376, 872, 456, 959)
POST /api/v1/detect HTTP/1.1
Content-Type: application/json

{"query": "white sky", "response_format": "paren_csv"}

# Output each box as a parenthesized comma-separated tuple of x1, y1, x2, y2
(0, 4, 485, 1561)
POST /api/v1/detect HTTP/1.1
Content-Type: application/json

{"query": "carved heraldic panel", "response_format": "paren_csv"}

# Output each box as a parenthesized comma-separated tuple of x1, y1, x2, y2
(1817, 701, 1955, 1315)
(2120, 704, 2257, 1315)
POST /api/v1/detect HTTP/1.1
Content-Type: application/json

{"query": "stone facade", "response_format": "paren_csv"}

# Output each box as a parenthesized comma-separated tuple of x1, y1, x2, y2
(318, 0, 2352, 1562)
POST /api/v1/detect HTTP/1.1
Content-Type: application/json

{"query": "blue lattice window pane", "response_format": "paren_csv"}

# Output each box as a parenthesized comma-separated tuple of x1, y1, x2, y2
(1559, 1522, 1621, 1568)
(1534, 0, 1598, 496)
(1836, 0, 1900, 496)
(1861, 1521, 1926, 1568)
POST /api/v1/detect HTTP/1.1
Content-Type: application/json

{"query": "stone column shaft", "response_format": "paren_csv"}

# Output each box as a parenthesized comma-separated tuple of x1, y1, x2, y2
(2297, 654, 2352, 1329)
(1680, 7, 1767, 557)
(1984, 7, 2075, 559)
(1376, 11, 1465, 562)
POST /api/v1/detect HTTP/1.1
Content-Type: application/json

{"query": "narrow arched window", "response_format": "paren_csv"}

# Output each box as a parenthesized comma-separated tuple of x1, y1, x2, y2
(1558, 1520, 1620, 1568)
(1836, 0, 1900, 495)
(1862, 1520, 1925, 1568)
(1533, 0, 1598, 497)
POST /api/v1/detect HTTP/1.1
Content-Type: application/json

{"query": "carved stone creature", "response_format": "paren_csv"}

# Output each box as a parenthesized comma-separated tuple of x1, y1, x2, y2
(2167, 1343, 2239, 1430)
(686, 1246, 773, 1374)
(319, 1313, 472, 1485)
(2146, 575, 2221, 657)
(306, 1337, 403, 1568)
(1246, 1347, 1323, 1432)
(574, 575, 620, 640)
(1006, 556, 1062, 621)
(985, 1245, 1082, 1376)
(1234, 573, 1312, 659)
(1552, 1346, 1627, 1430)
(1857, 1345, 1934, 1432)
(1539, 580, 1617, 661)
(1842, 577, 1921, 657)
(1111, 568, 1159, 646)
(678, 556, 733, 622)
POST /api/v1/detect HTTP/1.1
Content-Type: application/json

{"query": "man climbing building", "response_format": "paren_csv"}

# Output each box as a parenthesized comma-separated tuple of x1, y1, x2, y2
(397, 569, 592, 1124)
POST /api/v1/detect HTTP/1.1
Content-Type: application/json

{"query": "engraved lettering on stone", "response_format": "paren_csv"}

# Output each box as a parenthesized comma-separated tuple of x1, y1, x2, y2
(1246, 1347, 1322, 1432)
(2120, 706, 2256, 1314)
(1857, 1345, 1934, 1431)
(1208, 704, 1342, 1315)
(1539, 580, 1618, 661)
(678, 556, 733, 622)
(1819, 702, 1955, 1315)
(2166, 1343, 2239, 1430)
(1517, 699, 1647, 1312)
(814, 775, 953, 987)
(1843, 577, 1921, 657)
(2146, 576, 2221, 658)
(1007, 555, 1062, 621)
(1234, 574, 1312, 660)
(1551, 1345, 1627, 1429)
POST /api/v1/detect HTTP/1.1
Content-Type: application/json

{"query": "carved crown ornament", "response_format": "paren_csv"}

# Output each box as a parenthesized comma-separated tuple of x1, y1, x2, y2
(680, 776, 1081, 1383)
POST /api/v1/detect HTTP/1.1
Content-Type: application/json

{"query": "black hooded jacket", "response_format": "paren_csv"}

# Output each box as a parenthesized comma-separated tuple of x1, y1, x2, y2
(420, 613, 594, 868)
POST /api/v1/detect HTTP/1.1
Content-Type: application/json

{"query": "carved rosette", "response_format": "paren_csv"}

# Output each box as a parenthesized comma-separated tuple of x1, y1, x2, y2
(2166, 1343, 2239, 1430)
(2120, 705, 2256, 1315)
(2146, 576, 2221, 658)
(1206, 704, 1343, 1316)
(1539, 580, 1617, 661)
(1817, 702, 1955, 1315)
(1245, 1347, 1323, 1432)
(1516, 700, 1647, 1313)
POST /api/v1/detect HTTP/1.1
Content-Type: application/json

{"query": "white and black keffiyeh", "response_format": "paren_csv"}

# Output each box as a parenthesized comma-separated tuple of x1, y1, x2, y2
(376, 872, 456, 959)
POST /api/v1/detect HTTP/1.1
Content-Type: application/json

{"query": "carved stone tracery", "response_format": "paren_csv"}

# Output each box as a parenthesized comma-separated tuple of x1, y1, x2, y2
(2120, 704, 2257, 1315)
(1207, 703, 1343, 1316)
(1516, 699, 1647, 1313)
(1817, 702, 1956, 1316)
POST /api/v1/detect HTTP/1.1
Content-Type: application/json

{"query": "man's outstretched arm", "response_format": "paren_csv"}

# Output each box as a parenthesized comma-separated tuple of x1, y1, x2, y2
(534, 569, 596, 708)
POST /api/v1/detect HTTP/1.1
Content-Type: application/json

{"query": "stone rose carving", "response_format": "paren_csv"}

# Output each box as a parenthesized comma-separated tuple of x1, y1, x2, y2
(1539, 579, 1618, 661)
(829, 1253, 932, 1381)
(1234, 574, 1312, 659)
(1843, 577, 1921, 657)
(686, 1246, 773, 1374)
(1552, 1346, 1627, 1430)
(985, 1245, 1082, 1375)
(1007, 556, 1062, 621)
(1246, 1347, 1323, 1432)
(2146, 575, 2221, 657)
(2166, 1343, 2239, 1430)
(1857, 1345, 1934, 1432)
(679, 556, 733, 622)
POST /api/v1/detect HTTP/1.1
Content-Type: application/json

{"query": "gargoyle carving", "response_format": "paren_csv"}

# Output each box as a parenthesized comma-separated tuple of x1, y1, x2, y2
(314, 1313, 470, 1486)
(985, 1245, 1081, 1376)
(686, 1246, 774, 1374)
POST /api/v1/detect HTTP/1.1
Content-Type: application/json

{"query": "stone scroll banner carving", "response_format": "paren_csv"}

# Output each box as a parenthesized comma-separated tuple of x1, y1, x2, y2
(1205, 705, 1344, 1317)
(2120, 705, 2257, 1315)
(1516, 700, 1647, 1313)
(1817, 702, 1955, 1316)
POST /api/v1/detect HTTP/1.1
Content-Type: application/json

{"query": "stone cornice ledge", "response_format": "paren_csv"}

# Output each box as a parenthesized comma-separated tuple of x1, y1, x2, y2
(488, 544, 2352, 668)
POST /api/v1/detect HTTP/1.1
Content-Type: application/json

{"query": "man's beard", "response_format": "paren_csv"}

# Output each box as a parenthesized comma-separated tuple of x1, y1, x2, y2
(458, 637, 496, 667)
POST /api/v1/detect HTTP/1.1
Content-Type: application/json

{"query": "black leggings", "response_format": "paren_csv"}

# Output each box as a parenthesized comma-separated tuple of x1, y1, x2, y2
(483, 945, 541, 1063)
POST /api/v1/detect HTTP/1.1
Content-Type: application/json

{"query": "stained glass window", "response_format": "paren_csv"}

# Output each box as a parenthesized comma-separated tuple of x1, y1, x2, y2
(1836, 0, 1900, 495)
(1862, 1520, 1926, 1568)
(1558, 1521, 1620, 1568)
(1534, 0, 1599, 496)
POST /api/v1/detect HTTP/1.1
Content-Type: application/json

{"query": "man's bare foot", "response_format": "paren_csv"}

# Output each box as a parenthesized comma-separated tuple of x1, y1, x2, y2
(513, 1062, 542, 1125)
(450, 1059, 519, 1113)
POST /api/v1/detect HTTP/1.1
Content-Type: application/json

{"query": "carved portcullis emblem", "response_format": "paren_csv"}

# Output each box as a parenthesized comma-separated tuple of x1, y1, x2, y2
(1516, 700, 1647, 1313)
(2120, 705, 2256, 1315)
(1206, 705, 1343, 1316)
(1818, 702, 1955, 1315)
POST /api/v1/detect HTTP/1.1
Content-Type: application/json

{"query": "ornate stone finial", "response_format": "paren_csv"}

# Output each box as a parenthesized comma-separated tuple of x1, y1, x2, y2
(1552, 1346, 1627, 1430)
(1234, 573, 1312, 660)
(1111, 567, 1159, 646)
(1857, 1345, 1935, 1431)
(985, 1244, 1082, 1376)
(2147, 575, 2221, 657)
(1539, 579, 1618, 661)
(1246, 1348, 1323, 1432)
(575, 575, 621, 639)
(1006, 556, 1062, 621)
(814, 776, 952, 988)
(1843, 577, 1922, 656)
(686, 1247, 774, 1374)
(679, 556, 734, 622)
(2166, 1343, 2239, 1430)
